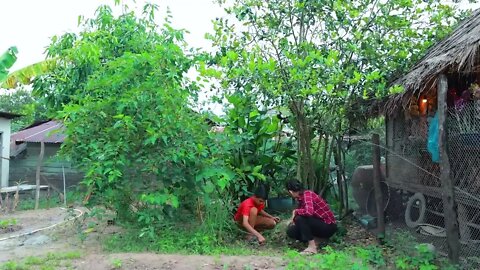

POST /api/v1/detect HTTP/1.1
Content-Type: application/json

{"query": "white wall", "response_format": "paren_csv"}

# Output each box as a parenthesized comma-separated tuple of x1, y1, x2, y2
(0, 118, 11, 187)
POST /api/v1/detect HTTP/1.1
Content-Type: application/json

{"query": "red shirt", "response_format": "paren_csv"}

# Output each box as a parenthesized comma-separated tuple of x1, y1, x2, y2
(234, 197, 265, 221)
(295, 190, 336, 224)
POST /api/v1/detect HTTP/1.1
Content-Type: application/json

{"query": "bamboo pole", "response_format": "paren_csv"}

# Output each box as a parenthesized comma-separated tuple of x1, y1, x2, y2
(372, 133, 385, 241)
(437, 74, 460, 263)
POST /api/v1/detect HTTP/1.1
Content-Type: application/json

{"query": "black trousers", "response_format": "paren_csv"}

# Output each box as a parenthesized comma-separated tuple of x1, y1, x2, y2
(286, 216, 337, 243)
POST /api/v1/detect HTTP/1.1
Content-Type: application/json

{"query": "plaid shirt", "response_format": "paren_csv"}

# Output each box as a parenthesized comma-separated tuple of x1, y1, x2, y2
(295, 190, 336, 224)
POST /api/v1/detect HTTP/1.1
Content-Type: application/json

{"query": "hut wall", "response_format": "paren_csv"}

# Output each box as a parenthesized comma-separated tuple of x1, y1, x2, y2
(9, 142, 83, 190)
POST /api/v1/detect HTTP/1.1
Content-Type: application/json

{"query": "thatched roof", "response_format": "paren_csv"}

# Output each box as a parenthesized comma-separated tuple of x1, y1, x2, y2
(384, 8, 480, 115)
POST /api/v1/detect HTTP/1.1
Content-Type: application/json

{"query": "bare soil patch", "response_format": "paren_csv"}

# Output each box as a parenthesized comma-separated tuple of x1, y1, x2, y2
(0, 225, 22, 235)
(0, 207, 378, 269)
(71, 253, 284, 270)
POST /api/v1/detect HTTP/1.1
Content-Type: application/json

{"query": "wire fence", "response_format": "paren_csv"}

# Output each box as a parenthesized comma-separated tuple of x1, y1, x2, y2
(350, 100, 480, 267)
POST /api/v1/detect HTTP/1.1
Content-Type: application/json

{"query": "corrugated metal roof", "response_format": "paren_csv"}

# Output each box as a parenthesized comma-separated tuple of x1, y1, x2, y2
(0, 111, 22, 119)
(11, 120, 65, 143)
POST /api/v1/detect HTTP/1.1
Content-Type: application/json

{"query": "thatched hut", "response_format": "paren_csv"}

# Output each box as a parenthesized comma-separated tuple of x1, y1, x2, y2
(378, 8, 480, 259)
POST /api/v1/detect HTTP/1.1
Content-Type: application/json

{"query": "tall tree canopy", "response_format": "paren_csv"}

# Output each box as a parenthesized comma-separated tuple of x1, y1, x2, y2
(206, 0, 476, 197)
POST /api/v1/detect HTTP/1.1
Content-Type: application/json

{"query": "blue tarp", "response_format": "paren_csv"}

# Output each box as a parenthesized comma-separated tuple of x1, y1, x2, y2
(427, 112, 440, 163)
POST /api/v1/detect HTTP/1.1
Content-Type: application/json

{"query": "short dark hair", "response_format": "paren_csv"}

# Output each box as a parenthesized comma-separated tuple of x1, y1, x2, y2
(254, 185, 268, 200)
(286, 179, 304, 192)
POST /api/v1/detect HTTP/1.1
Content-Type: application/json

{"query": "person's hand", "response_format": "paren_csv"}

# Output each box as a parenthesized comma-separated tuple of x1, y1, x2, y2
(272, 216, 281, 223)
(288, 218, 295, 226)
(257, 235, 266, 244)
(288, 210, 296, 225)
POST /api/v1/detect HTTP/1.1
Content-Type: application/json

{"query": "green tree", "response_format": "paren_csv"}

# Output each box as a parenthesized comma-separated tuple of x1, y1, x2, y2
(0, 89, 48, 131)
(206, 0, 475, 212)
(33, 3, 229, 231)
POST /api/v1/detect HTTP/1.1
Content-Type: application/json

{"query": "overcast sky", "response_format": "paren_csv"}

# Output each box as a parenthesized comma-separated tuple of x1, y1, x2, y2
(3, 0, 480, 72)
(0, 0, 224, 72)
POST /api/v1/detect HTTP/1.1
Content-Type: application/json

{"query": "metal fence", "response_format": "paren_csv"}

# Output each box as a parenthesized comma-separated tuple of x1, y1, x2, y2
(351, 100, 480, 267)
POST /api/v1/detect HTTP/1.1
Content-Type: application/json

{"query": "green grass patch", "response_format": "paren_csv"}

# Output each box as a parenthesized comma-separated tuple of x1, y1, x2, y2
(0, 251, 81, 270)
(103, 226, 286, 256)
(0, 219, 17, 229)
(17, 191, 84, 211)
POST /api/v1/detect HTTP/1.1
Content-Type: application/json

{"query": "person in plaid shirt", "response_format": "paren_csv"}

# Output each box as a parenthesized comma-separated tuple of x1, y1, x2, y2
(286, 179, 337, 255)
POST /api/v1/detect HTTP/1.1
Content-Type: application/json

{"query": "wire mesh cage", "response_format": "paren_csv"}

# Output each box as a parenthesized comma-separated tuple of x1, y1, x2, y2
(350, 100, 480, 267)
(447, 101, 480, 262)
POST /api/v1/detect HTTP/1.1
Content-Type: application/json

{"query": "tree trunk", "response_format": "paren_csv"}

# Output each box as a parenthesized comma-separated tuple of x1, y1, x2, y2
(372, 134, 385, 241)
(437, 74, 460, 263)
(333, 136, 345, 215)
(319, 137, 335, 197)
(291, 100, 317, 190)
(35, 141, 45, 210)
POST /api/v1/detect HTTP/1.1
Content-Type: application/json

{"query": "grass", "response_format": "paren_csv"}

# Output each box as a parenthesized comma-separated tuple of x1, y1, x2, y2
(103, 225, 288, 256)
(16, 191, 84, 211)
(0, 218, 17, 229)
(103, 211, 293, 256)
(101, 215, 459, 270)
(0, 251, 82, 270)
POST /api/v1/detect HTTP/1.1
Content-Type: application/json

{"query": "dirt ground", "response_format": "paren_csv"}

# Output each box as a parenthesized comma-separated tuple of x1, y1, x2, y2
(72, 253, 283, 270)
(0, 207, 286, 269)
(0, 207, 377, 269)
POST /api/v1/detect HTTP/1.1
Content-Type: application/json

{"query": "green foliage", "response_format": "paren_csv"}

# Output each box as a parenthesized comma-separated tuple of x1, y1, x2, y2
(0, 218, 17, 229)
(111, 258, 122, 269)
(207, 0, 477, 192)
(395, 244, 438, 270)
(0, 89, 48, 132)
(355, 245, 386, 267)
(33, 2, 229, 231)
(17, 190, 83, 211)
(0, 47, 18, 82)
(221, 93, 296, 199)
(1, 59, 57, 89)
(285, 246, 373, 269)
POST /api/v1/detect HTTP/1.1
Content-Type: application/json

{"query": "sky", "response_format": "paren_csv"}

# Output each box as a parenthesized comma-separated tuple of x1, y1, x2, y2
(2, 0, 480, 72)
(1, 0, 479, 112)
(0, 0, 224, 72)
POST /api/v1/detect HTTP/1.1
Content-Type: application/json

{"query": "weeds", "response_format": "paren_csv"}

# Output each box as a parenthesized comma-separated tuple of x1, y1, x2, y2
(0, 251, 81, 270)
(0, 218, 17, 229)
(111, 258, 122, 269)
(17, 191, 83, 211)
(285, 246, 370, 270)
(103, 201, 291, 256)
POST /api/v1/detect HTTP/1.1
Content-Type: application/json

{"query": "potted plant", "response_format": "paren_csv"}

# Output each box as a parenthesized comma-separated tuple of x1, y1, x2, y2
(266, 173, 297, 213)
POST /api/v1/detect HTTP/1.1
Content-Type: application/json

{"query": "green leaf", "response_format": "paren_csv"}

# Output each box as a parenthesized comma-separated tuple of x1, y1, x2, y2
(204, 181, 215, 193)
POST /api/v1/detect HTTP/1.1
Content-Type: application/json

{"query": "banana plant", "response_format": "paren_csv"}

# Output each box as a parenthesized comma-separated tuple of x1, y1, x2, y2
(0, 47, 18, 83)
(1, 58, 57, 89)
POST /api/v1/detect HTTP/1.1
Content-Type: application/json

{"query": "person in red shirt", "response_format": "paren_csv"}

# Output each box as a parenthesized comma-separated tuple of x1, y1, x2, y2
(286, 180, 337, 255)
(234, 186, 280, 244)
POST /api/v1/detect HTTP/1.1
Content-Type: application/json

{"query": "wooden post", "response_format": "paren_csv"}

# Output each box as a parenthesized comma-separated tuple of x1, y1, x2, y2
(437, 74, 460, 263)
(372, 133, 385, 240)
(35, 141, 45, 210)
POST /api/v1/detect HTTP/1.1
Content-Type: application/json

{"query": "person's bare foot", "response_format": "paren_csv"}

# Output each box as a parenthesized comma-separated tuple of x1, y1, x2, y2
(300, 247, 317, 255)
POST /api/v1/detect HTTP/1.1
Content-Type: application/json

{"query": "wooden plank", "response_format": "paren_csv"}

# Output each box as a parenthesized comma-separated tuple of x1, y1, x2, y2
(372, 133, 385, 241)
(438, 74, 460, 263)
(0, 184, 49, 193)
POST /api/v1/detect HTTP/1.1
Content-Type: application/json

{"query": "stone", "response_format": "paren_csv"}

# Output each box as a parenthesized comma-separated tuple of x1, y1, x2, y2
(23, 234, 50, 246)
